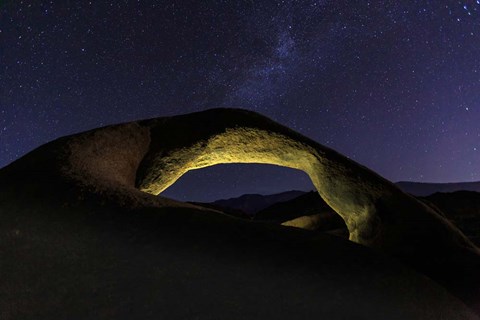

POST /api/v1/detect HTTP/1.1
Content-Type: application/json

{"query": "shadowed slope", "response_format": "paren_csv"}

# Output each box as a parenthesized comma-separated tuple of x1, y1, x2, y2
(1, 180, 476, 319)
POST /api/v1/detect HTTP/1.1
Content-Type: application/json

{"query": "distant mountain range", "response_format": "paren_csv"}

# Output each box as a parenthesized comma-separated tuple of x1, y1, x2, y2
(396, 181, 480, 196)
(193, 190, 305, 215)
(198, 181, 480, 215)
(195, 182, 480, 245)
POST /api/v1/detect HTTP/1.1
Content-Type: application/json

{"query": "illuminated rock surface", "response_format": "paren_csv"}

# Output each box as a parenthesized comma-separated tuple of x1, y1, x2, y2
(0, 108, 479, 319)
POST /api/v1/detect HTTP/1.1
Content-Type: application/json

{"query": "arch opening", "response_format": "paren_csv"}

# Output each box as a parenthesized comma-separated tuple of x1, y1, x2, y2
(159, 163, 314, 204)
(134, 110, 387, 245)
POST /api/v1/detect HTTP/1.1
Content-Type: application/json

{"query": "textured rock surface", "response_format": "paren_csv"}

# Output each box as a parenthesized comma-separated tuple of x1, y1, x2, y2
(0, 108, 479, 318)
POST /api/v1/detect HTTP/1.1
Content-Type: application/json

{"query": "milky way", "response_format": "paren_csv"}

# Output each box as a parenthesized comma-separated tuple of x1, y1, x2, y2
(1, 1, 480, 201)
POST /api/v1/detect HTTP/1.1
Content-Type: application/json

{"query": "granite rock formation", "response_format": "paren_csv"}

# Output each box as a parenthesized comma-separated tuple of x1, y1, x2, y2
(1, 108, 479, 318)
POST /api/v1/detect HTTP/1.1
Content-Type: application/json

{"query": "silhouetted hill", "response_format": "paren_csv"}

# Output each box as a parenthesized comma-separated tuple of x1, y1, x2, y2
(188, 201, 252, 220)
(208, 190, 306, 215)
(255, 191, 347, 237)
(422, 191, 480, 245)
(397, 181, 480, 196)
(255, 191, 329, 222)
(246, 190, 480, 246)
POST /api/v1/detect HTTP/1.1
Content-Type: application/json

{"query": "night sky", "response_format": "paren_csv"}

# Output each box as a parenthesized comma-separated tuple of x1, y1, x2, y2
(1, 1, 480, 202)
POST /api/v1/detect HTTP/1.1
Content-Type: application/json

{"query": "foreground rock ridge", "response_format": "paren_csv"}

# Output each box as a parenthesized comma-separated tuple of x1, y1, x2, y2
(1, 108, 479, 318)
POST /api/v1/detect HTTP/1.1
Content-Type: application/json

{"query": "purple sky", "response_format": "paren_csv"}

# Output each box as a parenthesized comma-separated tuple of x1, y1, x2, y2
(1, 1, 479, 201)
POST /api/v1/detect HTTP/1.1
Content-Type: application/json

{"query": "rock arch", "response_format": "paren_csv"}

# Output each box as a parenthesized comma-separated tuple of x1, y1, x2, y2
(135, 109, 477, 252)
(2, 107, 479, 312)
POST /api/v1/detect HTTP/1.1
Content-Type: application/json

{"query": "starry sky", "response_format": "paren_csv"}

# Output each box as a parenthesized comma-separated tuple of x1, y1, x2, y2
(1, 1, 480, 202)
